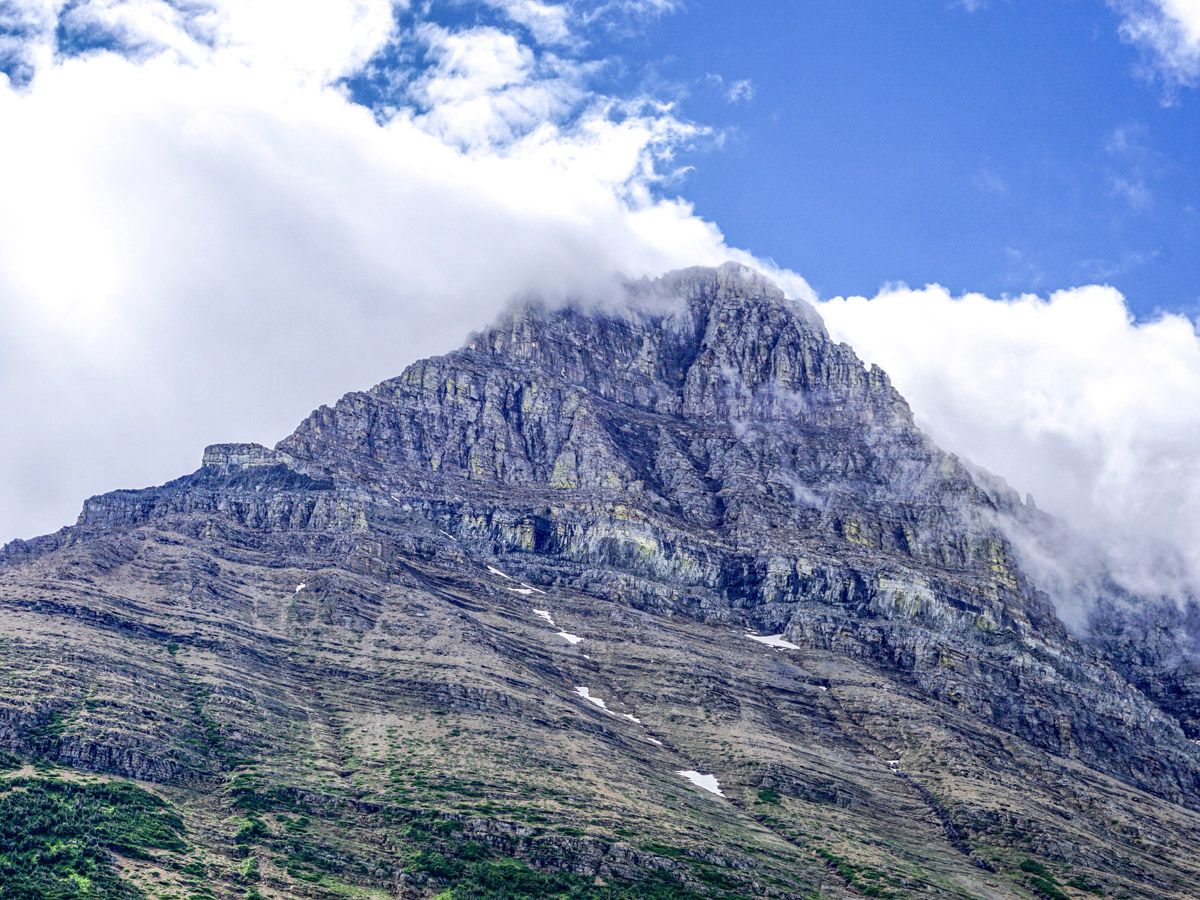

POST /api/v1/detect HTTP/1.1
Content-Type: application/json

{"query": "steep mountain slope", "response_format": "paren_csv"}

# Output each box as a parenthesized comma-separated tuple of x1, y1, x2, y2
(2, 264, 1199, 899)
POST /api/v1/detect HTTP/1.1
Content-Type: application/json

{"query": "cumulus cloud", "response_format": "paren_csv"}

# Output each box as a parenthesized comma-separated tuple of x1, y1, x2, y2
(0, 0, 765, 542)
(409, 23, 585, 147)
(1111, 0, 1200, 94)
(817, 285, 1200, 609)
(482, 0, 574, 46)
(2, 0, 406, 83)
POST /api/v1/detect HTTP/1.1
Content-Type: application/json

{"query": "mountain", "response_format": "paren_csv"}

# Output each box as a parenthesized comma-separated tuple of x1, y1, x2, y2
(2, 263, 1200, 899)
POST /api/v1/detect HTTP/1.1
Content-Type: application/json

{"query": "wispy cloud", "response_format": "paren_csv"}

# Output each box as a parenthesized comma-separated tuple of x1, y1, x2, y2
(1108, 174, 1153, 209)
(819, 284, 1200, 608)
(1001, 245, 1046, 289)
(972, 166, 1008, 196)
(704, 72, 753, 104)
(1110, 0, 1200, 96)
(723, 78, 753, 103)
(1077, 247, 1161, 281)
(1104, 123, 1161, 211)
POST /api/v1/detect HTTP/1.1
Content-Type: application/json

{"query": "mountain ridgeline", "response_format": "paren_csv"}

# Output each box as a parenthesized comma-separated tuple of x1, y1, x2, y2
(2, 264, 1199, 899)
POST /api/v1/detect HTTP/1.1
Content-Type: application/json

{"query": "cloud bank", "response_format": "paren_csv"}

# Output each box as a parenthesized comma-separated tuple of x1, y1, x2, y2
(818, 286, 1200, 610)
(0, 0, 771, 541)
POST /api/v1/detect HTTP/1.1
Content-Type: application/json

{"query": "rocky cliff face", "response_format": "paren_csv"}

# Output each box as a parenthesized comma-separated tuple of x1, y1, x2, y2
(3, 264, 1200, 899)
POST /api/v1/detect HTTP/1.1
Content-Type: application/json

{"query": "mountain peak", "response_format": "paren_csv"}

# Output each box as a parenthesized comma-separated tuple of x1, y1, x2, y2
(3, 265, 1200, 899)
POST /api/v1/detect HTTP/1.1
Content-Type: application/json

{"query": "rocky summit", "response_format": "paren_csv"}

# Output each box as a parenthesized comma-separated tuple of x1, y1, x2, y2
(2, 263, 1200, 899)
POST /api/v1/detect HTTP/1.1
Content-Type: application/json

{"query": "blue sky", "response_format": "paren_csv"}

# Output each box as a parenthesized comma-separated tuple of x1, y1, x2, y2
(408, 0, 1196, 318)
(651, 1, 1200, 317)
(646, 2, 1200, 315)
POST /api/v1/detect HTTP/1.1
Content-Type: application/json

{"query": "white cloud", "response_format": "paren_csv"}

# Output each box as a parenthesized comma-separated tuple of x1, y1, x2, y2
(585, 0, 679, 20)
(1104, 123, 1159, 211)
(0, 1, 61, 83)
(1111, 0, 1200, 93)
(4, 0, 408, 83)
(483, 0, 573, 46)
(724, 78, 753, 104)
(1109, 174, 1152, 209)
(818, 285, 1200, 610)
(704, 73, 754, 105)
(409, 23, 584, 148)
(0, 0, 762, 543)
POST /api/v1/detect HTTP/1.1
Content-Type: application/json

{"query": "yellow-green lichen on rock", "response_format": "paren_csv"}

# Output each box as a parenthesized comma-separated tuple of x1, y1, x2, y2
(984, 538, 1019, 590)
(550, 449, 578, 489)
(840, 518, 874, 548)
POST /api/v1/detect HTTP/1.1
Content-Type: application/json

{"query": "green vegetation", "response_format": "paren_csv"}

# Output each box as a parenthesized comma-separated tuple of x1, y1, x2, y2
(228, 770, 301, 815)
(0, 775, 187, 899)
(233, 815, 268, 846)
(1066, 874, 1106, 895)
(29, 708, 72, 742)
(423, 856, 716, 899)
(224, 768, 747, 900)
(279, 812, 311, 834)
(239, 855, 260, 882)
(185, 685, 224, 755)
(394, 808, 746, 898)
(815, 848, 903, 898)
(755, 788, 781, 804)
(1019, 859, 1052, 878)
(180, 857, 207, 878)
(1019, 859, 1070, 900)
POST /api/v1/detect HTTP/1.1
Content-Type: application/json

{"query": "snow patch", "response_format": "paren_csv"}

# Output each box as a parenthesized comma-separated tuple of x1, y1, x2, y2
(574, 687, 609, 712)
(556, 631, 583, 645)
(647, 737, 663, 747)
(745, 633, 800, 650)
(487, 565, 514, 580)
(573, 688, 640, 725)
(519, 583, 546, 595)
(677, 770, 724, 797)
(508, 587, 535, 596)
(533, 609, 555, 626)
